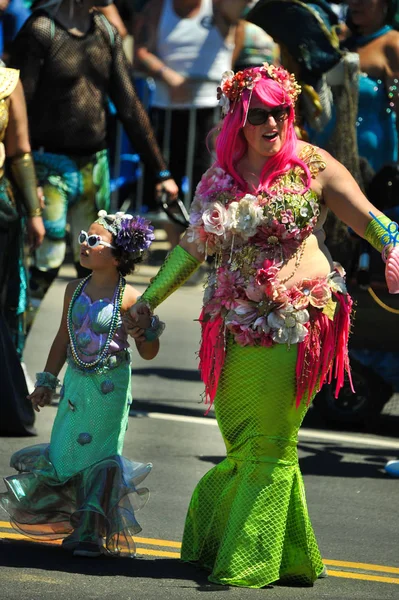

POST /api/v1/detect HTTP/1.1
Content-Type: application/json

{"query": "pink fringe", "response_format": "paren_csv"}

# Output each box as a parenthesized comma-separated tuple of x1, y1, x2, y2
(198, 310, 226, 414)
(295, 292, 354, 408)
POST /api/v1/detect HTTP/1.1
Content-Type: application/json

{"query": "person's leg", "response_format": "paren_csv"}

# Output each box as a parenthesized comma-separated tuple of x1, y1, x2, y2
(69, 151, 111, 278)
(31, 156, 71, 299)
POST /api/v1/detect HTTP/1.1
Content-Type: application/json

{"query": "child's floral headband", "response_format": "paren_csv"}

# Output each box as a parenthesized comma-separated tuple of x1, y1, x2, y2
(96, 210, 155, 255)
(217, 63, 302, 117)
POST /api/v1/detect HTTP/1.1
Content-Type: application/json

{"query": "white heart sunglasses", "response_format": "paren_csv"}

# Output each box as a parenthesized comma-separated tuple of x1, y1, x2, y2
(78, 230, 116, 249)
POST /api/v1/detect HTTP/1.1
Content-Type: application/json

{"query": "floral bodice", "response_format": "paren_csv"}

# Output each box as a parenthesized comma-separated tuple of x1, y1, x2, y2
(187, 146, 347, 347)
(70, 291, 128, 363)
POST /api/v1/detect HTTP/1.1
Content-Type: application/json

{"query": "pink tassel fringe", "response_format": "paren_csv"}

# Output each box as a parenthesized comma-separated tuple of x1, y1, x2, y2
(295, 292, 354, 408)
(198, 311, 226, 414)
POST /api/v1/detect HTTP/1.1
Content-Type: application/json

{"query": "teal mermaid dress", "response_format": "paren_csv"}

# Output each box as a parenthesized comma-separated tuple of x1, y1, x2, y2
(0, 277, 151, 555)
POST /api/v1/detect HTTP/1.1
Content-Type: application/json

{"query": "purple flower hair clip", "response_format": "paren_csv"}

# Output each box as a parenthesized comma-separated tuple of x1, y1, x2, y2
(96, 211, 155, 255)
(116, 215, 155, 254)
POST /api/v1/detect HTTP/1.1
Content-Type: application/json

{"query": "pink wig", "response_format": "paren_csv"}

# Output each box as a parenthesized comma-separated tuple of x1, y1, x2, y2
(215, 68, 311, 194)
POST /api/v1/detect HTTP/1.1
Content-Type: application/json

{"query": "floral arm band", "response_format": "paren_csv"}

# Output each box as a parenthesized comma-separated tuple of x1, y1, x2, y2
(140, 245, 201, 311)
(365, 214, 398, 255)
(35, 371, 59, 391)
(8, 153, 41, 217)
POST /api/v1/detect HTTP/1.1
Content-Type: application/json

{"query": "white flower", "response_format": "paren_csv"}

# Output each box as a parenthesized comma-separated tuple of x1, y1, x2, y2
(227, 195, 263, 239)
(267, 306, 309, 345)
(202, 201, 229, 236)
(328, 271, 347, 294)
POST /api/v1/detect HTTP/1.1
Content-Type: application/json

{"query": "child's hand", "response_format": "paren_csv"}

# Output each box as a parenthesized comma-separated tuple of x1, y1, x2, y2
(128, 302, 152, 329)
(125, 322, 146, 343)
(28, 386, 53, 412)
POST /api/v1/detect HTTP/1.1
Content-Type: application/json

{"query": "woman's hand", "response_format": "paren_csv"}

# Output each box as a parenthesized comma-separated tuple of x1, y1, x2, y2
(123, 303, 152, 331)
(28, 386, 53, 412)
(27, 215, 45, 251)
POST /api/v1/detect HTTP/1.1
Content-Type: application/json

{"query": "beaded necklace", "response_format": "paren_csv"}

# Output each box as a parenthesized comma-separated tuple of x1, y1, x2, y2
(67, 274, 126, 371)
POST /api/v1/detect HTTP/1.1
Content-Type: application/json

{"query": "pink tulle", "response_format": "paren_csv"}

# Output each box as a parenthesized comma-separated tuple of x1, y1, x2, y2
(385, 246, 399, 294)
(295, 293, 354, 408)
(198, 311, 226, 414)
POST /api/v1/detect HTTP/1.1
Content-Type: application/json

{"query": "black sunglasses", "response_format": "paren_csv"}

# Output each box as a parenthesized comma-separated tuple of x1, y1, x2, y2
(247, 106, 290, 126)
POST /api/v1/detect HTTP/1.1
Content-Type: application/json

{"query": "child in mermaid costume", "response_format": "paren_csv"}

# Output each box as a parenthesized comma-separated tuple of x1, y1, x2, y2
(127, 65, 399, 587)
(0, 211, 165, 557)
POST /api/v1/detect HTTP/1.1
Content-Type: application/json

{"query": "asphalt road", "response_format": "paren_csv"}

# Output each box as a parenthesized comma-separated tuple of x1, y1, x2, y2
(0, 264, 398, 600)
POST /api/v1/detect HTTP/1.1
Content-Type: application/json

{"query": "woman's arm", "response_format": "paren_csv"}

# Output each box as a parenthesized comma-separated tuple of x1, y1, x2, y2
(122, 284, 160, 360)
(98, 3, 128, 39)
(319, 149, 383, 237)
(5, 81, 45, 250)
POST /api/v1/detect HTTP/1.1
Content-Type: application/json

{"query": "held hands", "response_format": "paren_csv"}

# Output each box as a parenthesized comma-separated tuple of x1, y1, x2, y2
(28, 386, 53, 413)
(123, 303, 152, 338)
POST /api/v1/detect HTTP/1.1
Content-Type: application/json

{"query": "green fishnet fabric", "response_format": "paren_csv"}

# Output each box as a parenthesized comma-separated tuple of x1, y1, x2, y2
(141, 245, 201, 310)
(364, 215, 394, 253)
(181, 340, 324, 588)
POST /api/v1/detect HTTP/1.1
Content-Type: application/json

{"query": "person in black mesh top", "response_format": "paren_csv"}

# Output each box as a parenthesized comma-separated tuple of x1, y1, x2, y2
(9, 0, 178, 301)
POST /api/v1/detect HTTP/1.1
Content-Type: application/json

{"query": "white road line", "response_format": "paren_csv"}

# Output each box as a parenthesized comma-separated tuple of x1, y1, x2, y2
(130, 410, 399, 449)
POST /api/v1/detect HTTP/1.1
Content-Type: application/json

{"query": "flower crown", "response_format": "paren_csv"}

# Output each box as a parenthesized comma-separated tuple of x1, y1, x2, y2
(217, 63, 301, 116)
(96, 210, 155, 255)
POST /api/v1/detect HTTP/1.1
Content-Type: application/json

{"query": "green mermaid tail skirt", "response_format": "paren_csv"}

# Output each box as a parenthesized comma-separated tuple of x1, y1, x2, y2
(0, 358, 151, 555)
(181, 341, 324, 587)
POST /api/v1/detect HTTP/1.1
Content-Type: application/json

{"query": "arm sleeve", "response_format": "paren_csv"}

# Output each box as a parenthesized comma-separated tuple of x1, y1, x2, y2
(108, 31, 169, 180)
(9, 15, 50, 106)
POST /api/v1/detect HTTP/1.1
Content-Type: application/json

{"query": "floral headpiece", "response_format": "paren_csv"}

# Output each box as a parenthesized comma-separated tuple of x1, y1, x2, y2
(96, 210, 155, 255)
(217, 63, 301, 117)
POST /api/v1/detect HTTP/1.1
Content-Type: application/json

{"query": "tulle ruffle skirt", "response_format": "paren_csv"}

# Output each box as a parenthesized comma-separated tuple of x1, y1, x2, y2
(0, 358, 151, 556)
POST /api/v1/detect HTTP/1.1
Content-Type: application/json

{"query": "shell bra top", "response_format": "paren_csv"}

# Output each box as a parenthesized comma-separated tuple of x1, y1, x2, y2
(70, 284, 128, 364)
(187, 145, 347, 348)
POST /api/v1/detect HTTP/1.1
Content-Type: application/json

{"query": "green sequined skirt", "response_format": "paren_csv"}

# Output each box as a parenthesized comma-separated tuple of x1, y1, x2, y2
(0, 358, 151, 556)
(181, 341, 324, 587)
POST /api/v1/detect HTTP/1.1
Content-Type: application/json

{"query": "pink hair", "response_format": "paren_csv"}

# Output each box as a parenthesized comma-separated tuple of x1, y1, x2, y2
(214, 68, 311, 194)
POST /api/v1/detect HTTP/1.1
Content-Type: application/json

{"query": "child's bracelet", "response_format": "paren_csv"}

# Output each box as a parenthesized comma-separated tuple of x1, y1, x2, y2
(144, 315, 165, 341)
(35, 371, 60, 391)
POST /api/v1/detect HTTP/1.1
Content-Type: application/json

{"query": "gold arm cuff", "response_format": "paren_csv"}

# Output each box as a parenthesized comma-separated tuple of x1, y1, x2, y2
(8, 152, 40, 216)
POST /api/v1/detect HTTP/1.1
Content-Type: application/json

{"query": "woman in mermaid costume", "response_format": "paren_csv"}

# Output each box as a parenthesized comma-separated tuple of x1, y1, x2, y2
(127, 64, 399, 587)
(0, 210, 165, 558)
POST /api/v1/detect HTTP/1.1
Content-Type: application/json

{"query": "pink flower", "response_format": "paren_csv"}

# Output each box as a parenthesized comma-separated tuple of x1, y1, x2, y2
(202, 201, 228, 236)
(255, 259, 279, 286)
(290, 278, 332, 309)
(195, 166, 235, 199)
(186, 224, 217, 255)
(214, 268, 244, 310)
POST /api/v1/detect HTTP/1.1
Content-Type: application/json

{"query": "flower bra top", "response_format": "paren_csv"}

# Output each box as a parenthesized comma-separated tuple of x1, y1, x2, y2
(70, 291, 128, 362)
(187, 145, 328, 267)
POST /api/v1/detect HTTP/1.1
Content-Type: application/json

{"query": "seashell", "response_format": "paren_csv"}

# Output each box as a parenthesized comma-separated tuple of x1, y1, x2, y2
(101, 380, 114, 395)
(76, 331, 92, 349)
(89, 301, 113, 334)
(71, 294, 90, 326)
(385, 246, 399, 294)
(77, 433, 92, 445)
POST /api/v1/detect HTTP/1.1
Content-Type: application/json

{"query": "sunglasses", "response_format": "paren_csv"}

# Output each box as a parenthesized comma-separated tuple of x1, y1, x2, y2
(78, 230, 116, 249)
(247, 106, 290, 126)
